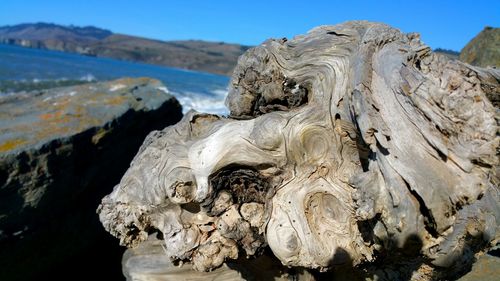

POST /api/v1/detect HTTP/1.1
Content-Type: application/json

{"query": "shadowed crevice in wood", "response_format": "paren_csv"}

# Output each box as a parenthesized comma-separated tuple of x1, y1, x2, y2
(403, 178, 440, 238)
(208, 167, 271, 205)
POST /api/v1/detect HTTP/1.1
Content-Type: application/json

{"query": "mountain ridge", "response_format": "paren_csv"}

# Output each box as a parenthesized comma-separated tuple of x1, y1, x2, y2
(0, 23, 250, 75)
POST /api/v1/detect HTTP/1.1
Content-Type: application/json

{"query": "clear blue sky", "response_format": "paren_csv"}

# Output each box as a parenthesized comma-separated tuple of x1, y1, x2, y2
(0, 0, 498, 51)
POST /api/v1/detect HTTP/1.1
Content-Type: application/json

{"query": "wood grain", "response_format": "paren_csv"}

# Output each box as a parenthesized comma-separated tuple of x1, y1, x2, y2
(98, 21, 499, 279)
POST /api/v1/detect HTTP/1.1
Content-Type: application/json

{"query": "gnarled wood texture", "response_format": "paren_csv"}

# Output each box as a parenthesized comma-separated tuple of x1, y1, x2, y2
(98, 21, 499, 279)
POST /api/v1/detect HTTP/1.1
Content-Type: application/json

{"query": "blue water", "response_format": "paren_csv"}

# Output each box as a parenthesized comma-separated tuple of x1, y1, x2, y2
(0, 44, 231, 114)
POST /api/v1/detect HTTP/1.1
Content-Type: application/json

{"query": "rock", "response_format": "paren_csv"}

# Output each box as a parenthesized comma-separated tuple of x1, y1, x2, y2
(99, 22, 499, 280)
(459, 26, 500, 68)
(0, 77, 182, 280)
(458, 253, 500, 281)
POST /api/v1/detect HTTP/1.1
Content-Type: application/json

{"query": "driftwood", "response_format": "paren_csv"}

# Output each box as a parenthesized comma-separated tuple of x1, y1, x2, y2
(98, 21, 499, 279)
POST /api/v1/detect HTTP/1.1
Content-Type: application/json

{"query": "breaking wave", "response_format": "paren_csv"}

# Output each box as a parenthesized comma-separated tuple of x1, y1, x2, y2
(174, 88, 229, 115)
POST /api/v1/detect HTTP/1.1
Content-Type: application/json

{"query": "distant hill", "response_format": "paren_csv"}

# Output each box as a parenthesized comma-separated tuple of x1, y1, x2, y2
(0, 22, 112, 41)
(434, 48, 460, 60)
(459, 26, 499, 68)
(0, 23, 250, 75)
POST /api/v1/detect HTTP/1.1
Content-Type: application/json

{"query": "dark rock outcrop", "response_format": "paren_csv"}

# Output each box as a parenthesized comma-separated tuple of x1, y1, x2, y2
(0, 77, 182, 280)
(460, 26, 500, 68)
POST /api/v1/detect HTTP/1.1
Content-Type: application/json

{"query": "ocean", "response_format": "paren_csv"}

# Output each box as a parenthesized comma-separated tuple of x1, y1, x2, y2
(0, 43, 231, 114)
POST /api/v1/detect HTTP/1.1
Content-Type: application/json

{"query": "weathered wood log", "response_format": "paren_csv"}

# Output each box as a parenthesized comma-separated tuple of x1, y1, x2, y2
(98, 21, 499, 279)
(122, 234, 315, 280)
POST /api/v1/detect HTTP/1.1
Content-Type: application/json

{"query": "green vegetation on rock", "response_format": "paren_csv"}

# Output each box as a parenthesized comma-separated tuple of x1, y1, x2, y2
(434, 48, 460, 60)
(460, 27, 500, 68)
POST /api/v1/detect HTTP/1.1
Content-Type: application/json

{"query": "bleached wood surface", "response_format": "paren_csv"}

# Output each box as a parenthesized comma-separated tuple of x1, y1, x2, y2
(98, 21, 499, 280)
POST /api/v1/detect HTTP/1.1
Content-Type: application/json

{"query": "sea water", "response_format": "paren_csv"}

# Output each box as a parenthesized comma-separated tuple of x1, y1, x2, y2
(0, 44, 231, 114)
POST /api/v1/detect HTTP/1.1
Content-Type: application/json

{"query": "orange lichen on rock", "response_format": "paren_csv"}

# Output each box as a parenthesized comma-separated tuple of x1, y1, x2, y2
(0, 138, 27, 153)
(38, 110, 64, 121)
(104, 95, 128, 106)
(0, 77, 170, 154)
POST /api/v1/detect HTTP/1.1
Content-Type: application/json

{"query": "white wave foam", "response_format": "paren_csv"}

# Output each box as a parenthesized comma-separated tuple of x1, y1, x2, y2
(174, 91, 229, 115)
(211, 89, 228, 97)
(80, 73, 96, 82)
(27, 74, 96, 84)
